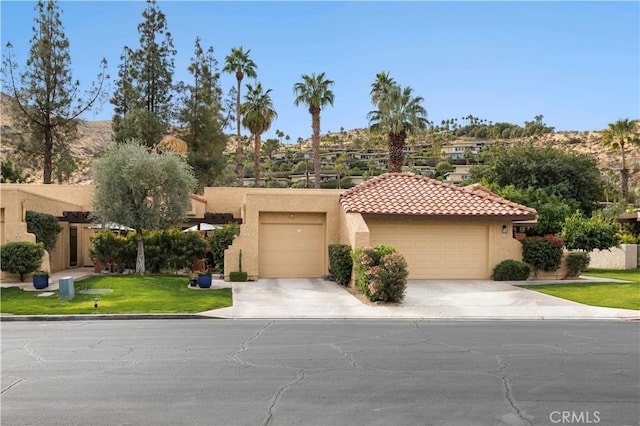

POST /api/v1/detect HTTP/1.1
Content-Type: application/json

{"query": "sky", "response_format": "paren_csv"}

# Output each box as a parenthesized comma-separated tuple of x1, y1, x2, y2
(1, 1, 639, 143)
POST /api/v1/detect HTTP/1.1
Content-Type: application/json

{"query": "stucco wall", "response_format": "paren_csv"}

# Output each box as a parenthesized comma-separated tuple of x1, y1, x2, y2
(222, 188, 342, 280)
(0, 186, 88, 278)
(589, 244, 638, 269)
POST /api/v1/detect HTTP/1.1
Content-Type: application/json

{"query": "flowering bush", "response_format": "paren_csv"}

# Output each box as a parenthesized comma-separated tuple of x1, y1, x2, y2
(352, 245, 408, 303)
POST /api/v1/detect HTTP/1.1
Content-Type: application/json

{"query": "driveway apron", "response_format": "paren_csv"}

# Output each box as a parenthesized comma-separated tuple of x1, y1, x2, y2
(203, 278, 639, 320)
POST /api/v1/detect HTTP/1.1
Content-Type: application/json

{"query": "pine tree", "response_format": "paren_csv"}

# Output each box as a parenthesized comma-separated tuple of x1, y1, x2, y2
(111, 0, 176, 146)
(177, 37, 228, 191)
(2, 0, 108, 184)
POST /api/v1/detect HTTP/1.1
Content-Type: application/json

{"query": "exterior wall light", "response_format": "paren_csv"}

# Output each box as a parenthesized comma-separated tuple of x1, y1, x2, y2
(502, 225, 508, 237)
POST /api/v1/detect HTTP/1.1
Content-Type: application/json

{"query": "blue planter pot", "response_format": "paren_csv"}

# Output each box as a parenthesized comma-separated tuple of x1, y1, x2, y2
(33, 275, 49, 290)
(197, 274, 212, 288)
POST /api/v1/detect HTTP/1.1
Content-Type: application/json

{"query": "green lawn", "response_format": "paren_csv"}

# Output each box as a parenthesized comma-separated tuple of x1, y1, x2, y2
(581, 268, 640, 283)
(1, 275, 232, 315)
(520, 269, 640, 311)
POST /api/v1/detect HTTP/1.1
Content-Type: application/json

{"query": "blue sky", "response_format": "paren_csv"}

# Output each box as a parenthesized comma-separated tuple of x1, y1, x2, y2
(1, 1, 638, 143)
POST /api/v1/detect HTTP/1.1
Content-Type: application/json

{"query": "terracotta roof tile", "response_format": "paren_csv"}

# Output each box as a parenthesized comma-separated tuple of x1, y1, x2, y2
(340, 173, 537, 218)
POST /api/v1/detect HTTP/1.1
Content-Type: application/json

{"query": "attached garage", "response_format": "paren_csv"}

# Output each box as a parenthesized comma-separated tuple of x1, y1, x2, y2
(367, 218, 489, 279)
(340, 173, 538, 280)
(258, 212, 326, 278)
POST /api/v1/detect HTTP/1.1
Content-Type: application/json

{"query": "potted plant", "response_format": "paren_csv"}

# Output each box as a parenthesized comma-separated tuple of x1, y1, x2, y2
(32, 271, 50, 289)
(0, 241, 45, 283)
(229, 249, 248, 282)
(188, 273, 198, 287)
(197, 270, 212, 288)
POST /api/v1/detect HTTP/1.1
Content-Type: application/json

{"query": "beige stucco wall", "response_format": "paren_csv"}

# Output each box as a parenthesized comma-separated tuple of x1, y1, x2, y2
(0, 185, 91, 279)
(588, 244, 638, 269)
(222, 188, 343, 280)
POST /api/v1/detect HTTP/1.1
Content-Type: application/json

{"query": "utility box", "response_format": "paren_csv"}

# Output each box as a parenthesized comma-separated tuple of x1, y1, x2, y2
(58, 276, 75, 300)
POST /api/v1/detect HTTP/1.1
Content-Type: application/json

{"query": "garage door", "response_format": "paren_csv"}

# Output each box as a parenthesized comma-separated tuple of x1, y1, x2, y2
(259, 213, 326, 278)
(368, 219, 489, 279)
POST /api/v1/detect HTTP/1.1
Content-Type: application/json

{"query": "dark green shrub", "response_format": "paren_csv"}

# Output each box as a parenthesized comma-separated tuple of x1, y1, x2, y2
(0, 241, 45, 281)
(207, 222, 240, 271)
(26, 210, 62, 251)
(522, 235, 564, 273)
(328, 244, 353, 286)
(229, 271, 248, 282)
(565, 252, 590, 278)
(90, 231, 131, 267)
(493, 259, 531, 281)
(352, 245, 408, 302)
(145, 228, 206, 273)
(561, 211, 619, 252)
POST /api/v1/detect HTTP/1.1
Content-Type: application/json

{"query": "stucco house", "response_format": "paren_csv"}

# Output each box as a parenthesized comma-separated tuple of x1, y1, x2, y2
(0, 173, 537, 281)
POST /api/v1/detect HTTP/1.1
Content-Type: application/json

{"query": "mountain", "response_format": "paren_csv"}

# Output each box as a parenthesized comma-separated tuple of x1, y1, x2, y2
(1, 92, 638, 190)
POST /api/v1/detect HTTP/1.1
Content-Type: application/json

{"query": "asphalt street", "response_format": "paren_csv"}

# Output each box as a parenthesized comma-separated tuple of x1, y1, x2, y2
(1, 320, 638, 426)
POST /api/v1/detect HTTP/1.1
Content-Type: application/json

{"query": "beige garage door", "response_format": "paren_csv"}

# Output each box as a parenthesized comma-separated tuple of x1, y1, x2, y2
(368, 219, 489, 279)
(259, 213, 326, 278)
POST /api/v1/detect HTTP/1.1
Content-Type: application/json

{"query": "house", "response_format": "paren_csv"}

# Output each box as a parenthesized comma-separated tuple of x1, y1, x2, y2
(0, 173, 537, 281)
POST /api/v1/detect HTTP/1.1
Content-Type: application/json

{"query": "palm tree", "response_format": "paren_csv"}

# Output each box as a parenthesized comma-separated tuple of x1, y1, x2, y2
(370, 71, 397, 108)
(241, 82, 277, 187)
(602, 118, 640, 202)
(223, 46, 257, 186)
(293, 72, 334, 188)
(368, 85, 428, 173)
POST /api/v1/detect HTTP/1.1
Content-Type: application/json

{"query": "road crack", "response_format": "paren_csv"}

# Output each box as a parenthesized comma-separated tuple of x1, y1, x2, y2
(229, 320, 274, 367)
(495, 355, 533, 426)
(328, 343, 363, 369)
(263, 369, 306, 426)
(1, 377, 27, 394)
(22, 341, 45, 363)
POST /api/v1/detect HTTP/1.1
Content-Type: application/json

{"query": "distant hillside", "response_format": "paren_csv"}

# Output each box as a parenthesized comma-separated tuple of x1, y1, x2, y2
(1, 92, 638, 189)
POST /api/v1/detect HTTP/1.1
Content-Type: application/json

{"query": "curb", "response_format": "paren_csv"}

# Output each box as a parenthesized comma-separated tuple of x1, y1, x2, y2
(0, 313, 223, 322)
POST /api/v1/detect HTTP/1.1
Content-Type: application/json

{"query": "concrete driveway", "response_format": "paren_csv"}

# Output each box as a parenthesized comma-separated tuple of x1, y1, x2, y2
(204, 278, 639, 320)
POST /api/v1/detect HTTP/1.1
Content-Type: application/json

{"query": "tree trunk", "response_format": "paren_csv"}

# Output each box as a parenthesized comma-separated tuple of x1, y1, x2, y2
(621, 145, 628, 202)
(135, 230, 146, 274)
(236, 78, 244, 186)
(254, 133, 261, 187)
(388, 131, 406, 173)
(311, 107, 321, 188)
(44, 126, 53, 184)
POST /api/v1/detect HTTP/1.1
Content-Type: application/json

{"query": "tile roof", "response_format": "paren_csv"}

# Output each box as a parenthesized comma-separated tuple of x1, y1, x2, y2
(340, 173, 537, 218)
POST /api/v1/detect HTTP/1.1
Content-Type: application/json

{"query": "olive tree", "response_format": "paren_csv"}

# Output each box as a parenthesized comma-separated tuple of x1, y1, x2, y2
(92, 140, 196, 274)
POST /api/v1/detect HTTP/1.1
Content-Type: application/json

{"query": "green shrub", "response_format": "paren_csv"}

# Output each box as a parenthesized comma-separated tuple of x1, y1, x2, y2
(26, 210, 62, 251)
(561, 211, 619, 252)
(0, 241, 45, 281)
(328, 244, 353, 286)
(90, 231, 132, 268)
(522, 235, 564, 273)
(565, 252, 590, 278)
(145, 228, 206, 273)
(352, 245, 408, 302)
(207, 222, 240, 272)
(493, 259, 531, 281)
(229, 271, 248, 282)
(616, 232, 638, 245)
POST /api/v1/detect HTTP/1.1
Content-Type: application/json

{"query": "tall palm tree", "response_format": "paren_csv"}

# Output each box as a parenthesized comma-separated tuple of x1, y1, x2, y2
(602, 118, 639, 202)
(223, 46, 257, 186)
(368, 85, 428, 173)
(293, 72, 334, 188)
(241, 82, 277, 187)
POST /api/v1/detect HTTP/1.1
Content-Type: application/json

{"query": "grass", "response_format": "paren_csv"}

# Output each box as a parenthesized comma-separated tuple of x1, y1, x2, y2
(520, 268, 640, 311)
(0, 275, 232, 315)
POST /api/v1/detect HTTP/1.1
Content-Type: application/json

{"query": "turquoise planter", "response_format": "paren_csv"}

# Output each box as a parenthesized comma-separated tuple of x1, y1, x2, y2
(197, 274, 212, 288)
(33, 275, 49, 290)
